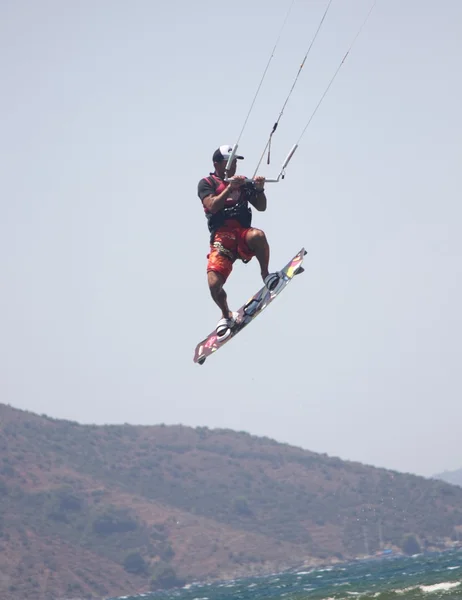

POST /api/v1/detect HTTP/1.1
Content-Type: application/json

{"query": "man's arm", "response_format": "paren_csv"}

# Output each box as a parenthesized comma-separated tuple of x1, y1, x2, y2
(248, 189, 267, 211)
(248, 176, 267, 212)
(198, 178, 242, 214)
(202, 185, 232, 214)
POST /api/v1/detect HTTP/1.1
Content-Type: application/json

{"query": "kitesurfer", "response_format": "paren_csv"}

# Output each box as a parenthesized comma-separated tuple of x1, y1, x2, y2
(197, 145, 282, 341)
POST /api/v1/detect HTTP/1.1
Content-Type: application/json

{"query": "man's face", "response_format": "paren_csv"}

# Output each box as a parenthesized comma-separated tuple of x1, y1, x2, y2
(214, 158, 237, 178)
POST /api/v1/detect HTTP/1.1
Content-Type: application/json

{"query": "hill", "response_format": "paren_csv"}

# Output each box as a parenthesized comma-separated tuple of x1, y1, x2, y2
(1, 403, 462, 600)
(433, 468, 462, 487)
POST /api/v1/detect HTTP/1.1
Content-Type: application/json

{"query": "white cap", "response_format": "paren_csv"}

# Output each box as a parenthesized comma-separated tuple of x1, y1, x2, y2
(213, 145, 244, 162)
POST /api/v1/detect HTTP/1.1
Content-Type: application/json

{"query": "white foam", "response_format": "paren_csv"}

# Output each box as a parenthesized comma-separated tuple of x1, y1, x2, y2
(395, 587, 418, 595)
(420, 581, 461, 593)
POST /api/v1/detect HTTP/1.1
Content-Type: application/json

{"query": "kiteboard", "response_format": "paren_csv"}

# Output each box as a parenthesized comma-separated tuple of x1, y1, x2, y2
(193, 248, 307, 365)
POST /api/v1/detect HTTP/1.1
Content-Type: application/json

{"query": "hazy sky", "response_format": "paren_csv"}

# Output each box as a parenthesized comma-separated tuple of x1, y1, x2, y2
(2, 0, 461, 479)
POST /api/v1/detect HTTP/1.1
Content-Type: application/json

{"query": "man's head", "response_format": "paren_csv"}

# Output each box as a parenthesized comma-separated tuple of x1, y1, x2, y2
(213, 145, 244, 178)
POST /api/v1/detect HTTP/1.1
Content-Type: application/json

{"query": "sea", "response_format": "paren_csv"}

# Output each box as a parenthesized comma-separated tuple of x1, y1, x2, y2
(113, 548, 462, 600)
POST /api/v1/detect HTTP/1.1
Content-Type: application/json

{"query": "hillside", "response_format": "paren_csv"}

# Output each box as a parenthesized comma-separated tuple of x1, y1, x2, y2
(1, 403, 462, 600)
(434, 468, 462, 487)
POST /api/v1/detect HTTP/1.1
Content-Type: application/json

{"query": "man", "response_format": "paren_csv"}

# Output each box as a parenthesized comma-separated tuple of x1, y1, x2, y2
(197, 144, 281, 341)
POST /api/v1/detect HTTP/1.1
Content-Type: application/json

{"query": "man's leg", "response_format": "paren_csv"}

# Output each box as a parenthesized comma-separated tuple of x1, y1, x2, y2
(244, 228, 270, 281)
(206, 228, 237, 323)
(207, 270, 232, 320)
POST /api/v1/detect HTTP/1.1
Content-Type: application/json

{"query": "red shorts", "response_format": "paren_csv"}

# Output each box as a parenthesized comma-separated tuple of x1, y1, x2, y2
(207, 220, 255, 282)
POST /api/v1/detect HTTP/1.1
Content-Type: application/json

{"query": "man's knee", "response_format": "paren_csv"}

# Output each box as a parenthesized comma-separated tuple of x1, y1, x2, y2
(246, 228, 267, 250)
(207, 270, 225, 296)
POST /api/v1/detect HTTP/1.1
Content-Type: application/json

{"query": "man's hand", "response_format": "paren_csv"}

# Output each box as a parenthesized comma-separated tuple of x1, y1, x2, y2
(248, 176, 267, 211)
(253, 176, 265, 191)
(228, 175, 246, 190)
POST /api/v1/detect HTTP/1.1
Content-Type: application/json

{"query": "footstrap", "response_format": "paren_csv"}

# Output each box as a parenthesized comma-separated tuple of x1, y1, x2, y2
(265, 273, 280, 291)
(216, 318, 230, 336)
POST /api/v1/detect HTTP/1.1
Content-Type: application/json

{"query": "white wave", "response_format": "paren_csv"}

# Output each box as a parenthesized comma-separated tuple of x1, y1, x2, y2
(420, 581, 461, 593)
(395, 587, 418, 595)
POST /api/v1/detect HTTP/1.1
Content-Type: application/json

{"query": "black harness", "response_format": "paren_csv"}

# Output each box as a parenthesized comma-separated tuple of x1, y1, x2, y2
(203, 174, 254, 242)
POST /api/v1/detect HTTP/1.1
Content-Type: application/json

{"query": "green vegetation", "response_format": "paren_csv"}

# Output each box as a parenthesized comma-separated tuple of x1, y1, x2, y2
(123, 552, 149, 575)
(92, 510, 138, 535)
(151, 561, 184, 590)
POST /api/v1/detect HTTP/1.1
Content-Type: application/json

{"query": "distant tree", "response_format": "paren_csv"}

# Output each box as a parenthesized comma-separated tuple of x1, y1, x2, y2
(151, 562, 184, 590)
(123, 552, 148, 575)
(47, 510, 68, 523)
(232, 496, 253, 516)
(93, 511, 138, 535)
(157, 541, 175, 561)
(401, 534, 421, 555)
(58, 490, 83, 511)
